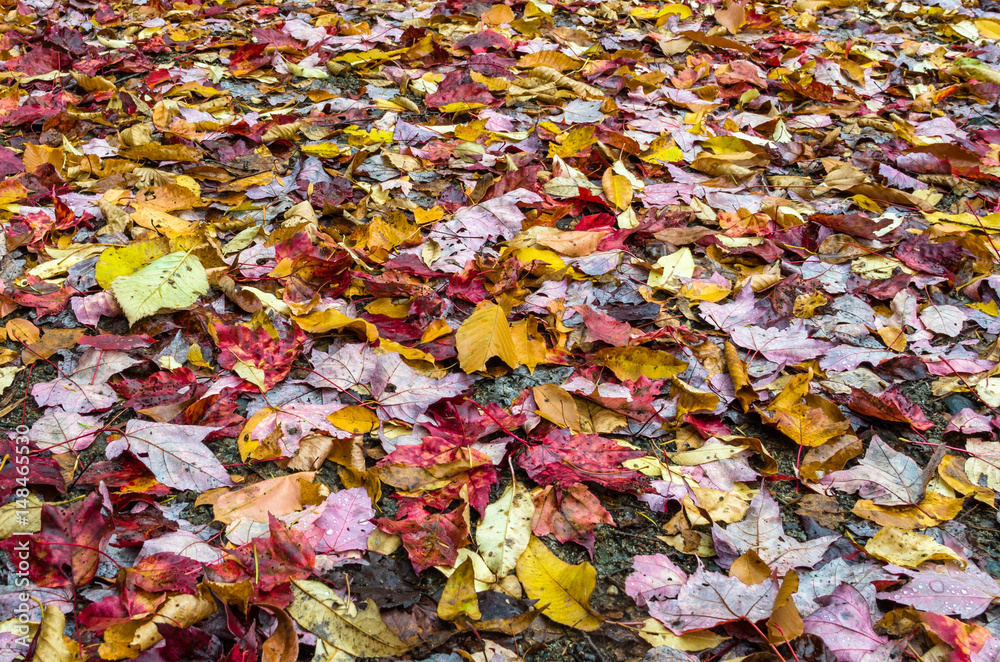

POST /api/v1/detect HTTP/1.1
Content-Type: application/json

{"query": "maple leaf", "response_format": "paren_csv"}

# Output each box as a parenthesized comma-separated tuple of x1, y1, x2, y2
(369, 351, 473, 424)
(802, 584, 889, 662)
(215, 323, 306, 392)
(625, 554, 688, 607)
(530, 482, 615, 556)
(455, 300, 519, 373)
(519, 430, 646, 492)
(22, 493, 112, 588)
(305, 344, 379, 392)
(31, 348, 139, 413)
(376, 504, 470, 573)
(648, 566, 777, 634)
(107, 421, 234, 492)
(820, 436, 927, 506)
(713, 490, 839, 575)
(313, 487, 376, 554)
(880, 562, 1000, 619)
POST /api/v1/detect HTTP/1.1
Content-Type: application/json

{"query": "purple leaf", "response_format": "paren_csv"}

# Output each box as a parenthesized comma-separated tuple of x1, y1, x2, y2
(648, 567, 776, 634)
(32, 349, 139, 413)
(371, 352, 473, 424)
(713, 490, 839, 575)
(919, 304, 966, 337)
(700, 286, 764, 332)
(307, 344, 379, 392)
(880, 561, 1000, 619)
(313, 488, 375, 554)
(820, 436, 925, 506)
(803, 583, 887, 662)
(729, 322, 833, 365)
(625, 554, 687, 606)
(107, 421, 233, 491)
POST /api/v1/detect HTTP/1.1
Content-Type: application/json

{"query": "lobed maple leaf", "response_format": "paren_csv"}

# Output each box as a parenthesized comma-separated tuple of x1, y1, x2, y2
(519, 430, 646, 492)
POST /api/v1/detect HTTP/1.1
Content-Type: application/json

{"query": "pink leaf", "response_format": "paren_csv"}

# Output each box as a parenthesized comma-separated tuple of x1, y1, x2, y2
(648, 567, 777, 634)
(803, 584, 888, 662)
(880, 562, 1000, 619)
(713, 490, 839, 575)
(313, 488, 375, 554)
(107, 421, 233, 491)
(625, 554, 687, 606)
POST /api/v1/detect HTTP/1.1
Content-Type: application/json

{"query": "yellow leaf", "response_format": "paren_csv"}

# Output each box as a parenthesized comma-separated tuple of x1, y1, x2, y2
(548, 125, 597, 159)
(129, 205, 195, 237)
(301, 143, 343, 158)
(643, 137, 685, 164)
(219, 172, 275, 192)
(517, 50, 582, 72)
(533, 384, 581, 432)
(602, 168, 633, 210)
(511, 317, 548, 373)
(437, 558, 481, 621)
(595, 346, 688, 381)
(476, 482, 534, 578)
(864, 526, 966, 569)
(439, 102, 487, 114)
(680, 280, 732, 303)
(109, 252, 209, 325)
(631, 3, 693, 20)
(288, 580, 411, 658)
(238, 408, 280, 461)
(852, 493, 965, 530)
(512, 246, 569, 272)
(420, 319, 453, 344)
(878, 326, 907, 352)
(767, 572, 804, 645)
(515, 536, 602, 631)
(648, 248, 695, 291)
(23, 143, 65, 175)
(292, 309, 379, 342)
(327, 406, 379, 434)
(978, 18, 1000, 39)
(483, 3, 515, 24)
(413, 206, 445, 224)
(938, 455, 993, 506)
(100, 585, 217, 660)
(455, 301, 519, 373)
(34, 606, 76, 662)
(0, 179, 28, 206)
(0, 494, 41, 540)
(376, 339, 437, 365)
(639, 620, 728, 651)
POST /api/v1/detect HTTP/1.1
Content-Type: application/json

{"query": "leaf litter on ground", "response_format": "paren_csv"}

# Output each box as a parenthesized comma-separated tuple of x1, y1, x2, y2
(6, 0, 1000, 660)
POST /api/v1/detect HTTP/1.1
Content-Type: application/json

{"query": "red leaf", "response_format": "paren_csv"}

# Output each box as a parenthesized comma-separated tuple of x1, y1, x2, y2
(25, 492, 112, 588)
(518, 430, 646, 492)
(531, 483, 614, 556)
(376, 503, 470, 572)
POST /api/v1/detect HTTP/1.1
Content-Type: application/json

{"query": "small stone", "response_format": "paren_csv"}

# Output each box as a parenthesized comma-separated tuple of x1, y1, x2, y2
(606, 584, 620, 596)
(944, 394, 977, 415)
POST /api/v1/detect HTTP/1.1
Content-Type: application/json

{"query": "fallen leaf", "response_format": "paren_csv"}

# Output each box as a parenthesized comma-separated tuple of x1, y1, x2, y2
(110, 252, 209, 324)
(803, 584, 889, 662)
(456, 301, 519, 373)
(289, 579, 408, 657)
(515, 536, 602, 631)
(476, 482, 535, 578)
(437, 558, 481, 622)
(864, 527, 966, 569)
